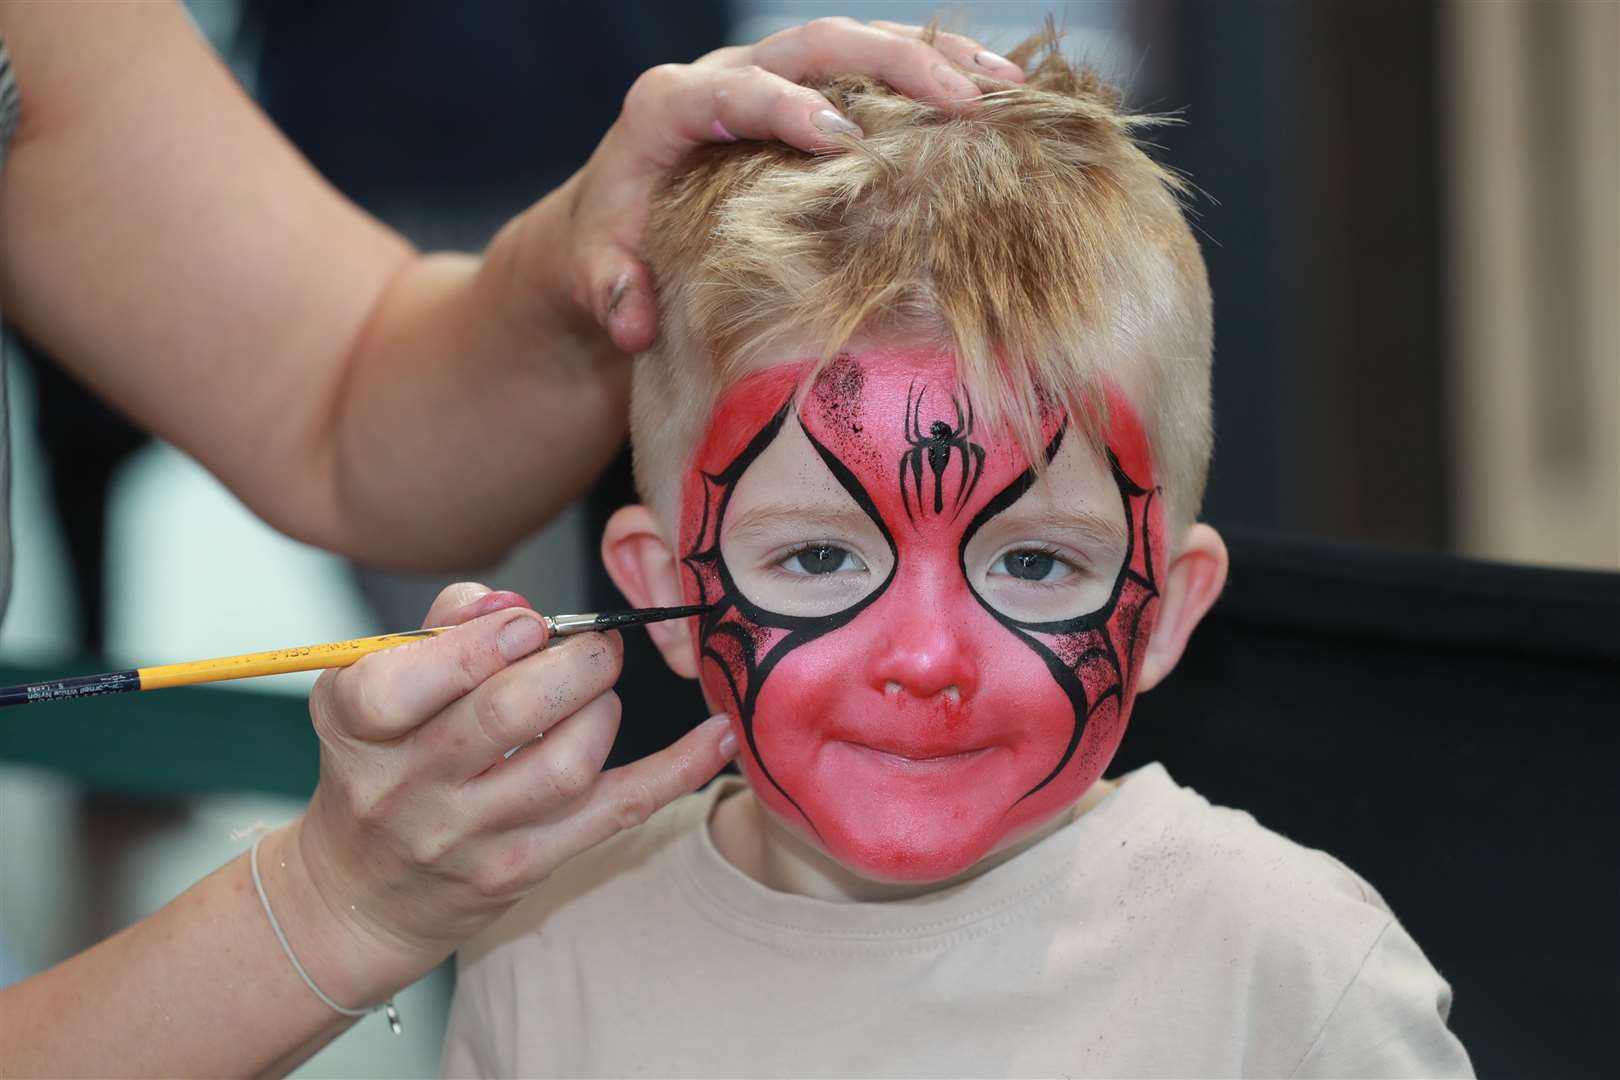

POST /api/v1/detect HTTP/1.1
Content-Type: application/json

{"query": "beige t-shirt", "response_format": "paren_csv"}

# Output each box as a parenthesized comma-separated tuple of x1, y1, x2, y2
(444, 764, 1473, 1078)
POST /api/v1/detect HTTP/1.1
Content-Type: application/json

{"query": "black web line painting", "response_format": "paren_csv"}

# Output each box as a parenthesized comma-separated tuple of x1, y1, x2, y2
(685, 373, 1160, 833)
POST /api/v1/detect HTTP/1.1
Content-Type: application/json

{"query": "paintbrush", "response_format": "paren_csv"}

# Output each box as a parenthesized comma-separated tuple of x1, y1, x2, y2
(0, 604, 711, 708)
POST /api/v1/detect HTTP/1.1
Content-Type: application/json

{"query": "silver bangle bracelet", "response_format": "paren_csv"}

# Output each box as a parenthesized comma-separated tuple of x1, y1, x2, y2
(249, 830, 402, 1035)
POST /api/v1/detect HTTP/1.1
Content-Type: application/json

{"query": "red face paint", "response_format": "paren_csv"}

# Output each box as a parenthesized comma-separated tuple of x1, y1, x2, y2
(680, 353, 1163, 883)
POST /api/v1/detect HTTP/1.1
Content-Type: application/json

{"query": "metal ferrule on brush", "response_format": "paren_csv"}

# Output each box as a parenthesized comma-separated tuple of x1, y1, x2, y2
(543, 612, 603, 637)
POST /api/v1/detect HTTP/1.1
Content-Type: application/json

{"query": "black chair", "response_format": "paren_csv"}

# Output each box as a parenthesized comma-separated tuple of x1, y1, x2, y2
(1121, 531, 1620, 1079)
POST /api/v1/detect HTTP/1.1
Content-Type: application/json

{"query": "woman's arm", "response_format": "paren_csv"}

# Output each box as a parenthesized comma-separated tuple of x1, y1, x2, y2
(2, 829, 358, 1077)
(0, 1, 598, 568)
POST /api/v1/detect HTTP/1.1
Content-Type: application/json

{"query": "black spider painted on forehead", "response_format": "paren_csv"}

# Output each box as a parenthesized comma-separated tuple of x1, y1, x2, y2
(900, 380, 986, 523)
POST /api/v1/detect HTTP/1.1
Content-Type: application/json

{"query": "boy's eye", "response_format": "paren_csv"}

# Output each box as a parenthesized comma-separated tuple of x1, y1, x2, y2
(782, 544, 867, 576)
(992, 549, 1072, 583)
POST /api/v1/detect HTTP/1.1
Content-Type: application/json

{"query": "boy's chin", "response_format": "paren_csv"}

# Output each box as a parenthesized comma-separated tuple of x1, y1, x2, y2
(831, 836, 1000, 885)
(766, 797, 1011, 885)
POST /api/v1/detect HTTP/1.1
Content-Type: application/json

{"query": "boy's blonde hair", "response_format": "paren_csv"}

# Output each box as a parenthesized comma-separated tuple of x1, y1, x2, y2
(632, 28, 1212, 538)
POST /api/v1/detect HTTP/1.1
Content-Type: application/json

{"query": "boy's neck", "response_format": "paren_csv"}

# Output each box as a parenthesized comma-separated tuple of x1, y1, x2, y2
(709, 776, 1119, 903)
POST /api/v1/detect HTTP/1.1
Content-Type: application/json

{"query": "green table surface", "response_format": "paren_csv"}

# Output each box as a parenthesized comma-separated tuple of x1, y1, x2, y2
(0, 657, 318, 799)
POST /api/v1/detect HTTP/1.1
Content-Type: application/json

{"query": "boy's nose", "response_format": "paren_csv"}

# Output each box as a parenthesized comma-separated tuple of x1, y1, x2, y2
(865, 600, 978, 704)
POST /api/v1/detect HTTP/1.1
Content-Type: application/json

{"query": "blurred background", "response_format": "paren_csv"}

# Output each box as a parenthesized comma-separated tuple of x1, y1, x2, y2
(1, 1, 1614, 1076)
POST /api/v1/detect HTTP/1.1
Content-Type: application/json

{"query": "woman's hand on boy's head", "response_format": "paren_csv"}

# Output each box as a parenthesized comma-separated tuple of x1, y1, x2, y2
(284, 582, 735, 1004)
(531, 17, 1024, 355)
(721, 18, 1026, 118)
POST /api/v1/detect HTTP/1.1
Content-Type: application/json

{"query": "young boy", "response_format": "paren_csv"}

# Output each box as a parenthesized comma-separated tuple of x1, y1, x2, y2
(443, 33, 1472, 1078)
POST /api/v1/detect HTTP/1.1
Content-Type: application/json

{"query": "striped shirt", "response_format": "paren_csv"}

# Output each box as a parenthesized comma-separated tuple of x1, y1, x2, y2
(0, 33, 18, 617)
(0, 35, 17, 157)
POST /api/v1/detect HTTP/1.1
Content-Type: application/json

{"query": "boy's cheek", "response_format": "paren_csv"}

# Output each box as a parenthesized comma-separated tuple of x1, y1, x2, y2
(690, 602, 1150, 883)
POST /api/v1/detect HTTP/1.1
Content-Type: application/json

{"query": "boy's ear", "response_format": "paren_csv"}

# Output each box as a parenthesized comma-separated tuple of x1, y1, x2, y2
(1136, 523, 1228, 694)
(600, 505, 700, 679)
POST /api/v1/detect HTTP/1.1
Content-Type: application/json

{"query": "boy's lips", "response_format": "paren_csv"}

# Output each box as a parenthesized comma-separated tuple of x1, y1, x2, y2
(829, 737, 994, 766)
(820, 702, 994, 764)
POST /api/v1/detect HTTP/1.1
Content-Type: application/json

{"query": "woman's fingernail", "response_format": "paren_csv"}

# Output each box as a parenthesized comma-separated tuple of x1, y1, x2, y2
(974, 49, 1016, 73)
(497, 615, 546, 661)
(704, 714, 738, 758)
(470, 590, 530, 619)
(932, 62, 979, 101)
(607, 274, 630, 317)
(710, 118, 739, 142)
(811, 109, 863, 138)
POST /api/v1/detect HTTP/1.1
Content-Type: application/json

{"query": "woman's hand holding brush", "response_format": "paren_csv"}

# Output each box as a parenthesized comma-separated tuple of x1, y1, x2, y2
(252, 582, 736, 1022)
(2, 582, 734, 1078)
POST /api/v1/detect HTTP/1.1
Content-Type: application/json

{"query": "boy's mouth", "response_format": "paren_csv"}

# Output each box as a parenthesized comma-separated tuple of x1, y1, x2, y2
(832, 739, 994, 771)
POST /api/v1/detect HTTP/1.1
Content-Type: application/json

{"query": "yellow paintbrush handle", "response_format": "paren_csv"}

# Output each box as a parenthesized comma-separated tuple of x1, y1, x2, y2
(136, 628, 451, 690)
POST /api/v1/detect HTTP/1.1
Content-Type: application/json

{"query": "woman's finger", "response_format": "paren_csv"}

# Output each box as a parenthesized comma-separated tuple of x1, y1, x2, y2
(579, 241, 658, 356)
(421, 581, 532, 630)
(316, 608, 550, 742)
(621, 61, 860, 162)
(418, 631, 624, 778)
(747, 16, 997, 108)
(866, 20, 1026, 82)
(412, 685, 617, 905)
(459, 689, 623, 831)
(528, 714, 737, 869)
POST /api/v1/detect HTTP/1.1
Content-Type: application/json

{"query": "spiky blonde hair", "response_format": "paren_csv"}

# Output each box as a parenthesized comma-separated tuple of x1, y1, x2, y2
(631, 27, 1212, 541)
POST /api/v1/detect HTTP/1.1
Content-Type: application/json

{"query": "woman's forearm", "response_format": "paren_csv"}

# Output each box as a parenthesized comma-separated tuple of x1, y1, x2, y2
(0, 2, 625, 574)
(0, 823, 411, 1078)
(319, 187, 631, 570)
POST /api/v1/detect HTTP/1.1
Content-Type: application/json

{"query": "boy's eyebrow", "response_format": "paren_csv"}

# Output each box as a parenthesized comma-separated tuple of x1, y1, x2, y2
(724, 502, 873, 543)
(724, 501, 1125, 549)
(985, 507, 1128, 549)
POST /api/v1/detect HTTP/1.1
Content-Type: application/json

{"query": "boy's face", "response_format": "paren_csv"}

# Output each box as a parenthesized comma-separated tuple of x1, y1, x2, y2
(678, 351, 1165, 883)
